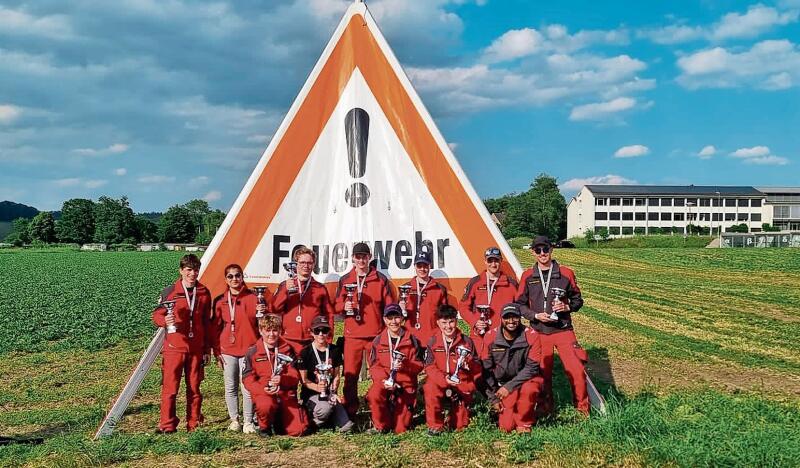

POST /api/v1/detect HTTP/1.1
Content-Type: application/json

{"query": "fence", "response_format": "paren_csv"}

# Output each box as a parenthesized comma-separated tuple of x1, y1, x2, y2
(721, 232, 800, 248)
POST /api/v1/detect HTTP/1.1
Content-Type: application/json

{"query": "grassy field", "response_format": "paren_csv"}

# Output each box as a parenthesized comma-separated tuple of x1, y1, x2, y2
(569, 235, 715, 248)
(0, 247, 798, 467)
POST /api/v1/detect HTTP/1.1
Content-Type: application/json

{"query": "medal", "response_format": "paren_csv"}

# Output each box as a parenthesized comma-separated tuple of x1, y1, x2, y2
(188, 332, 194, 338)
(356, 314, 362, 321)
(414, 322, 421, 330)
(295, 315, 302, 323)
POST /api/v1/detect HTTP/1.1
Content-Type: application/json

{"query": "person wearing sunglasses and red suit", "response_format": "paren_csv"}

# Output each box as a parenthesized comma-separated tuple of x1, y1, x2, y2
(211, 264, 269, 434)
(515, 235, 588, 417)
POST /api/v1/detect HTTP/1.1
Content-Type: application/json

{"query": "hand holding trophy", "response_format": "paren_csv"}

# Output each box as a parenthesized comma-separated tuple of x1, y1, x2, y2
(398, 285, 411, 318)
(383, 350, 406, 389)
(344, 283, 361, 321)
(476, 304, 491, 335)
(549, 287, 567, 321)
(446, 345, 472, 385)
(267, 353, 294, 392)
(315, 363, 333, 400)
(253, 286, 267, 318)
(160, 300, 178, 334)
(283, 262, 298, 293)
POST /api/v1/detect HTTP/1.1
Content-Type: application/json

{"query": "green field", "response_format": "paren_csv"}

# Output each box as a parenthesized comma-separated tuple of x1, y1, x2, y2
(0, 247, 798, 467)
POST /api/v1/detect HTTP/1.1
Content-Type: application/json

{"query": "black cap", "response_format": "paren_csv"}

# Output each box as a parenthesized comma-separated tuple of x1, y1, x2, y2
(383, 303, 404, 317)
(352, 242, 371, 256)
(500, 303, 522, 318)
(532, 236, 551, 248)
(484, 247, 502, 260)
(310, 315, 331, 331)
(414, 251, 432, 265)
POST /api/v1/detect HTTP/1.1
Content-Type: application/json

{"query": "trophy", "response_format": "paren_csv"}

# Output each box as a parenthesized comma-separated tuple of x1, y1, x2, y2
(160, 300, 178, 334)
(382, 350, 406, 388)
(446, 346, 472, 384)
(344, 283, 360, 320)
(283, 262, 298, 293)
(398, 285, 411, 318)
(549, 287, 567, 321)
(315, 363, 333, 400)
(476, 305, 491, 335)
(253, 286, 267, 318)
(268, 353, 294, 392)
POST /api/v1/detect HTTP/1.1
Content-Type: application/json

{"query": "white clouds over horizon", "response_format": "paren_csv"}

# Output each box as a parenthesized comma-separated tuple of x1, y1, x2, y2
(71, 143, 129, 156)
(730, 146, 789, 165)
(698, 145, 717, 159)
(614, 145, 650, 158)
(560, 174, 639, 191)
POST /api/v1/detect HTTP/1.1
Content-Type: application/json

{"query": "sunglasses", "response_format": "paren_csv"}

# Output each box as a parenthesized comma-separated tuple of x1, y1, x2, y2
(226, 273, 243, 279)
(533, 246, 551, 254)
(312, 328, 331, 335)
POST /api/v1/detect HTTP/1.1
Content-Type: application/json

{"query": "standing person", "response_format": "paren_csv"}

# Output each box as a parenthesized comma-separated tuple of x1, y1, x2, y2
(458, 246, 519, 350)
(515, 236, 588, 416)
(211, 264, 267, 434)
(242, 315, 307, 437)
(399, 250, 448, 341)
(151, 254, 213, 433)
(296, 316, 354, 433)
(272, 246, 334, 355)
(481, 303, 542, 433)
(423, 305, 481, 435)
(333, 242, 394, 418)
(365, 304, 424, 434)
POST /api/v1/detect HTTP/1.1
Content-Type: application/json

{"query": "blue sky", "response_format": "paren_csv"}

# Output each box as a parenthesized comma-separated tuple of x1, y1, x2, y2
(1, 0, 799, 212)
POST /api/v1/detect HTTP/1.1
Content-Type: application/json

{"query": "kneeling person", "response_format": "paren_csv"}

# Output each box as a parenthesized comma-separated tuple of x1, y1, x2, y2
(366, 304, 424, 434)
(242, 315, 307, 436)
(423, 305, 481, 435)
(297, 316, 354, 433)
(481, 303, 543, 433)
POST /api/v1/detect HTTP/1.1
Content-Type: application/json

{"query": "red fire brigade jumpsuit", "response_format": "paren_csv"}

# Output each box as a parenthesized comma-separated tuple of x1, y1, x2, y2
(458, 271, 518, 350)
(272, 277, 334, 355)
(242, 337, 307, 436)
(400, 277, 448, 342)
(211, 286, 264, 358)
(151, 279, 212, 432)
(423, 330, 481, 431)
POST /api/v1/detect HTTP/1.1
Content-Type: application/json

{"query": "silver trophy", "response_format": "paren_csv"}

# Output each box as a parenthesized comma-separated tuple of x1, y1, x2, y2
(344, 283, 360, 320)
(160, 300, 178, 334)
(549, 287, 567, 321)
(398, 285, 412, 318)
(315, 363, 333, 400)
(268, 353, 294, 392)
(476, 305, 491, 336)
(253, 286, 267, 318)
(446, 345, 472, 384)
(283, 262, 298, 293)
(382, 350, 406, 388)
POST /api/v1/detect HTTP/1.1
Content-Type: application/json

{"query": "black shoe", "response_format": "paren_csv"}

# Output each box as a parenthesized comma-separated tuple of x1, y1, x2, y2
(427, 428, 442, 437)
(257, 428, 271, 438)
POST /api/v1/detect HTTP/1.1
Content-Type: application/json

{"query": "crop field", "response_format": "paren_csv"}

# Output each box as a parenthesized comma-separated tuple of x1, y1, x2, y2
(0, 247, 799, 467)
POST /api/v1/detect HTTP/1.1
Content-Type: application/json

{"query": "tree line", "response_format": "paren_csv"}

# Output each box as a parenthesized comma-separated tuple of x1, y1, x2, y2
(3, 197, 225, 247)
(483, 173, 567, 241)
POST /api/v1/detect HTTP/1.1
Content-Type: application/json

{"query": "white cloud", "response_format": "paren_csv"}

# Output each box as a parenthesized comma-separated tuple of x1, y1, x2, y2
(202, 190, 222, 202)
(54, 178, 81, 187)
(53, 177, 108, 188)
(712, 4, 799, 41)
(190, 176, 210, 185)
(743, 155, 789, 165)
(569, 97, 636, 121)
(0, 7, 76, 40)
(138, 175, 176, 184)
(614, 145, 650, 158)
(638, 24, 705, 45)
(481, 24, 629, 63)
(84, 179, 108, 188)
(72, 143, 130, 156)
(560, 174, 639, 191)
(731, 146, 770, 158)
(0, 104, 22, 124)
(246, 134, 270, 143)
(114, 168, 127, 176)
(447, 142, 459, 152)
(698, 145, 717, 159)
(482, 28, 544, 63)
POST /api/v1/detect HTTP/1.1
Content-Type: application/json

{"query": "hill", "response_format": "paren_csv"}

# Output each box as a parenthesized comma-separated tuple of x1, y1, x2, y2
(0, 200, 38, 221)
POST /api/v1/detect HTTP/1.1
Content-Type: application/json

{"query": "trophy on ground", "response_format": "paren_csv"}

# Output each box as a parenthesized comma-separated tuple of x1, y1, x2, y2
(315, 363, 333, 400)
(549, 287, 567, 321)
(476, 305, 491, 335)
(253, 286, 267, 318)
(344, 283, 360, 321)
(446, 345, 472, 385)
(398, 285, 412, 318)
(160, 300, 178, 334)
(382, 350, 406, 388)
(283, 261, 298, 293)
(268, 354, 294, 392)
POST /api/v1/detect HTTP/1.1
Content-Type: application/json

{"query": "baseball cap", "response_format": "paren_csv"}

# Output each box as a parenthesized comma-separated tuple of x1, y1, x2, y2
(352, 242, 371, 256)
(414, 251, 432, 265)
(500, 303, 522, 318)
(484, 247, 502, 260)
(532, 236, 552, 248)
(310, 315, 331, 331)
(383, 303, 404, 317)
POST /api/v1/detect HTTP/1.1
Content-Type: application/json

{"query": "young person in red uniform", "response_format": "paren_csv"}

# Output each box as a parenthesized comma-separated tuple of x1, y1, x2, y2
(333, 242, 394, 418)
(211, 263, 268, 434)
(458, 246, 519, 350)
(365, 304, 424, 434)
(398, 250, 448, 341)
(271, 246, 334, 355)
(151, 254, 213, 433)
(480, 303, 543, 432)
(242, 314, 307, 437)
(422, 304, 481, 435)
(296, 316, 354, 433)
(515, 236, 588, 416)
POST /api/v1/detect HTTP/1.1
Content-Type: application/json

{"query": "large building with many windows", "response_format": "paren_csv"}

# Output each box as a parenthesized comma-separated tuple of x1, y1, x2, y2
(566, 185, 800, 239)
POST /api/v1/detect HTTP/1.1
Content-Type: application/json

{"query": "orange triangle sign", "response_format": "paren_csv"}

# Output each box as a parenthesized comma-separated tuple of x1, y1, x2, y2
(198, 2, 522, 297)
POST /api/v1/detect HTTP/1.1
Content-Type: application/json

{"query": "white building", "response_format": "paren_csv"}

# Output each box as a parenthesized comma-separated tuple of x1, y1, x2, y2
(566, 185, 781, 239)
(756, 187, 800, 231)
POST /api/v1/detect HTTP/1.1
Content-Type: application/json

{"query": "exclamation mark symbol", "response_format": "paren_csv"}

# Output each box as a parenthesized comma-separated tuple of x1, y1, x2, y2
(345, 108, 370, 208)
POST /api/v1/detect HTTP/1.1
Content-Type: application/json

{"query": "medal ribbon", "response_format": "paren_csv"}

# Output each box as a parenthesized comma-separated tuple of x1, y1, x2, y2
(536, 267, 553, 312)
(415, 278, 428, 326)
(486, 273, 499, 306)
(263, 340, 275, 371)
(227, 290, 237, 335)
(296, 277, 311, 322)
(182, 283, 196, 337)
(442, 333, 453, 375)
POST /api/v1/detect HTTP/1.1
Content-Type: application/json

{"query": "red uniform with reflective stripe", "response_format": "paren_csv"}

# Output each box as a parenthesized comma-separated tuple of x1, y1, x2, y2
(458, 271, 518, 347)
(211, 286, 265, 357)
(400, 277, 448, 342)
(333, 268, 394, 338)
(423, 330, 481, 431)
(271, 277, 334, 352)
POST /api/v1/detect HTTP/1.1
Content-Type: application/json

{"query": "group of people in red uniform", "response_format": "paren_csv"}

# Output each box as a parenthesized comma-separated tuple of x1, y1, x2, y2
(151, 236, 589, 436)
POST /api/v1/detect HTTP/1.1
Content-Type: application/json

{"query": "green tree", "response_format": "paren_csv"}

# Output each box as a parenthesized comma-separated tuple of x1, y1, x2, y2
(501, 174, 566, 240)
(134, 215, 159, 243)
(159, 205, 196, 243)
(56, 199, 95, 244)
(583, 228, 596, 246)
(4, 217, 31, 246)
(596, 227, 610, 241)
(183, 199, 211, 231)
(483, 194, 516, 215)
(94, 196, 136, 244)
(195, 210, 226, 244)
(29, 212, 56, 243)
